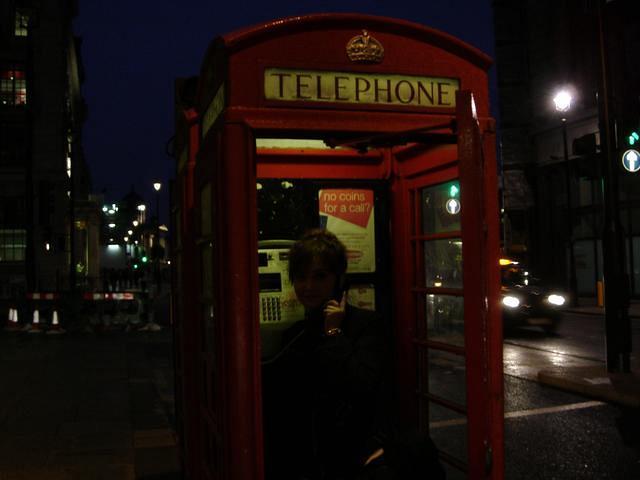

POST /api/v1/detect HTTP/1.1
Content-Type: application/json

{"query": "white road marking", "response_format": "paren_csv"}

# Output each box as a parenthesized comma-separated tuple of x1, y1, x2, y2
(429, 400, 606, 429)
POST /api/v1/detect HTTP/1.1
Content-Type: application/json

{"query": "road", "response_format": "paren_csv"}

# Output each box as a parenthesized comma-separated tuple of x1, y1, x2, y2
(429, 312, 640, 479)
(503, 312, 617, 381)
(500, 312, 640, 479)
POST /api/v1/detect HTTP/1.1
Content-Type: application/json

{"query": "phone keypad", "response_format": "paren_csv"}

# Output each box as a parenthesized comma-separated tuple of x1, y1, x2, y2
(260, 296, 281, 323)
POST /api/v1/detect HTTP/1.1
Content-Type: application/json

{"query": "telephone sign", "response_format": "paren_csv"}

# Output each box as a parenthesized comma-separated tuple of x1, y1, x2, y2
(622, 149, 640, 173)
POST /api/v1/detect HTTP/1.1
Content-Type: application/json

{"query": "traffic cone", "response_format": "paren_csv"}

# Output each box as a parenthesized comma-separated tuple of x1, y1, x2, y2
(46, 310, 65, 335)
(28, 309, 43, 333)
(5, 308, 20, 331)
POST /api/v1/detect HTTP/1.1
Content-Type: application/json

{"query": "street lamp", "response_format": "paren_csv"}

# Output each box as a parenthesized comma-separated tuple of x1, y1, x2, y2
(137, 204, 146, 225)
(553, 90, 572, 113)
(153, 182, 162, 293)
(554, 88, 578, 306)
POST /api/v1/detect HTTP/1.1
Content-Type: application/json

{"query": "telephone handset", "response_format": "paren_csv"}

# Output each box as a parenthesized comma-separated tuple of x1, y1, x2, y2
(327, 275, 349, 306)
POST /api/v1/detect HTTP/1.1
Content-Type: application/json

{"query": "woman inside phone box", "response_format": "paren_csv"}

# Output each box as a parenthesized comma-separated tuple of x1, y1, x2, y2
(262, 229, 445, 480)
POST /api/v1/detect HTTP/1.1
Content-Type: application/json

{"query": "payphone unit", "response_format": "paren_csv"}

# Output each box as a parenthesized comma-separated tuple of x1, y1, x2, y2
(258, 240, 305, 359)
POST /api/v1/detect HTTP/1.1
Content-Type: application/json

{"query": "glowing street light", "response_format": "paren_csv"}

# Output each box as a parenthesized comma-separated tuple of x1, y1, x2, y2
(152, 181, 162, 293)
(553, 89, 572, 113)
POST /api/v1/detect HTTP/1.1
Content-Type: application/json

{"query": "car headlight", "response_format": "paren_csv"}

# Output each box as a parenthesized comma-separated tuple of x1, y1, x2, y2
(502, 295, 520, 308)
(547, 294, 566, 306)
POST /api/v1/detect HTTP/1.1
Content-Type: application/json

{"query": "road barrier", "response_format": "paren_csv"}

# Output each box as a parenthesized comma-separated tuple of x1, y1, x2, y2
(5, 307, 20, 331)
(3, 291, 146, 333)
(82, 292, 144, 329)
(25, 292, 61, 334)
(46, 310, 65, 335)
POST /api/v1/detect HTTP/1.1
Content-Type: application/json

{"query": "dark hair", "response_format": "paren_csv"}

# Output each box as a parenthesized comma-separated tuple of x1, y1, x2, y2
(288, 229, 348, 283)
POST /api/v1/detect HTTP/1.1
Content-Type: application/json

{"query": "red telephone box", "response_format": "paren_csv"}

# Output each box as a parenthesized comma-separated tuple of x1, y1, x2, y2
(172, 13, 502, 480)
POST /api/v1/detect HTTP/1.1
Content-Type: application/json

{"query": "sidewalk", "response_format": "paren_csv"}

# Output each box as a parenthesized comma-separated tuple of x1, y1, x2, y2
(0, 328, 180, 480)
(536, 298, 640, 409)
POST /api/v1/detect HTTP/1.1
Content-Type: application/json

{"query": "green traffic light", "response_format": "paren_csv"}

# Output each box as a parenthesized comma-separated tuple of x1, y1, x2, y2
(449, 184, 459, 198)
(133, 264, 139, 270)
(629, 132, 639, 146)
(141, 256, 148, 263)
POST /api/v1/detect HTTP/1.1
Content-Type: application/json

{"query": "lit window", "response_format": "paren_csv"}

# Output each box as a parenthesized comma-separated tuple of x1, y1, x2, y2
(0, 229, 26, 262)
(1, 68, 27, 106)
(14, 10, 29, 37)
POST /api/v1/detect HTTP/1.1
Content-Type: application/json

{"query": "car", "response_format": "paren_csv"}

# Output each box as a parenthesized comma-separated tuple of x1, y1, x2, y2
(500, 259, 567, 334)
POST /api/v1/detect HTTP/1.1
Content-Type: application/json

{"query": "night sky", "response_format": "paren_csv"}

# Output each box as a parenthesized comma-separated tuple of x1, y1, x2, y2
(74, 1, 496, 220)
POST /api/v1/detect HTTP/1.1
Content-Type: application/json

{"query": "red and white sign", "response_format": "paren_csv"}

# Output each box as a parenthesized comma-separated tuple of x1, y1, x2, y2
(83, 292, 135, 301)
(319, 189, 376, 273)
(27, 292, 59, 300)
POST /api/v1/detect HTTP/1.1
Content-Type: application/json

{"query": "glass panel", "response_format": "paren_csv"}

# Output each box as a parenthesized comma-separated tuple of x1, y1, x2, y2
(201, 243, 213, 296)
(574, 240, 595, 295)
(428, 349, 466, 406)
(428, 401, 468, 466)
(15, 11, 29, 37)
(424, 239, 463, 288)
(577, 177, 593, 207)
(442, 463, 467, 480)
(634, 237, 640, 296)
(200, 183, 212, 236)
(204, 306, 216, 362)
(426, 294, 464, 347)
(175, 209, 182, 248)
(0, 229, 26, 262)
(596, 239, 603, 284)
(421, 180, 461, 235)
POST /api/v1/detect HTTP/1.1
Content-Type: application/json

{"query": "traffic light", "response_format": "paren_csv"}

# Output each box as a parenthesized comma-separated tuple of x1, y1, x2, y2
(628, 131, 639, 146)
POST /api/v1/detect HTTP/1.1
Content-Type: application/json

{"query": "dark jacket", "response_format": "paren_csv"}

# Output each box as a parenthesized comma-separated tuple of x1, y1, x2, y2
(262, 305, 391, 480)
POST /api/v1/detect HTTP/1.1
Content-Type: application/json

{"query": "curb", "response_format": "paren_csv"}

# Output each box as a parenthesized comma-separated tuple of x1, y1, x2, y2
(537, 369, 640, 409)
(563, 308, 640, 319)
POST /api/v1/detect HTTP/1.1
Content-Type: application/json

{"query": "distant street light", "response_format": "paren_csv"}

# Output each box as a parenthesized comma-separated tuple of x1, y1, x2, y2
(136, 204, 146, 224)
(554, 88, 578, 306)
(153, 182, 162, 293)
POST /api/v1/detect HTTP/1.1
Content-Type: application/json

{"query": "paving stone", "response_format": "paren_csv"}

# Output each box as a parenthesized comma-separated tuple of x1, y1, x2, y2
(0, 329, 179, 477)
(133, 429, 176, 448)
(134, 446, 180, 478)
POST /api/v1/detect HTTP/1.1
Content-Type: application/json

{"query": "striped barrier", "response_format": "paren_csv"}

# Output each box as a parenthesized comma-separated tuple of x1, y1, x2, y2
(83, 292, 136, 301)
(81, 292, 143, 330)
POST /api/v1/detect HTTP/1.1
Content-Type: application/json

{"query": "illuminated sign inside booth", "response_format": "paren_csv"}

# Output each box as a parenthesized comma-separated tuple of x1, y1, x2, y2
(264, 68, 459, 108)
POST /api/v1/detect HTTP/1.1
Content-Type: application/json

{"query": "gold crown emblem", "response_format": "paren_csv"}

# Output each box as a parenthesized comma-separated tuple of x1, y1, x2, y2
(346, 30, 384, 64)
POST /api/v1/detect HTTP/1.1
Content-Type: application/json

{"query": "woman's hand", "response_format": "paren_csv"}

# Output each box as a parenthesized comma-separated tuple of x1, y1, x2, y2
(323, 292, 346, 333)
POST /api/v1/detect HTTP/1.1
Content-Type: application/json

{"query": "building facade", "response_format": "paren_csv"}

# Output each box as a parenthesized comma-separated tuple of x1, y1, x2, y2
(0, 0, 95, 298)
(494, 0, 640, 297)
